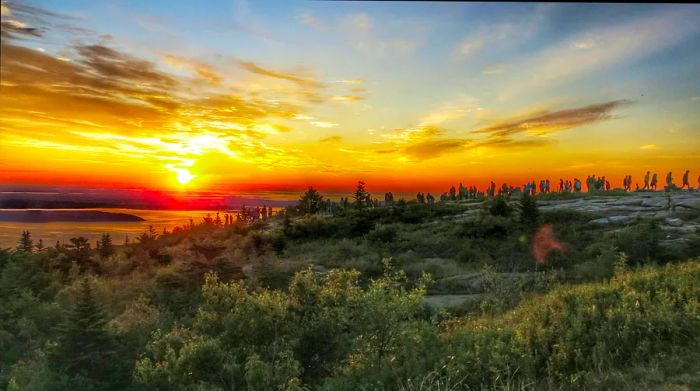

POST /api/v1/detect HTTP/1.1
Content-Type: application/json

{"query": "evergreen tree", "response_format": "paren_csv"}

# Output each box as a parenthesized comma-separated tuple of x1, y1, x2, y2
(519, 192, 540, 228)
(17, 230, 33, 253)
(488, 196, 513, 217)
(67, 237, 94, 273)
(52, 279, 115, 381)
(99, 233, 114, 259)
(298, 186, 324, 214)
(354, 181, 369, 209)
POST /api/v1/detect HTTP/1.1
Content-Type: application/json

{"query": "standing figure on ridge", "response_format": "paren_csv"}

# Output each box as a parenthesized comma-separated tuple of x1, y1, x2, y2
(682, 170, 690, 190)
(644, 171, 650, 190)
(651, 173, 658, 190)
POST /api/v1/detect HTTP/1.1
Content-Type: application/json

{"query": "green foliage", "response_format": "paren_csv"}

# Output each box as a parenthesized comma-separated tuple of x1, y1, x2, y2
(17, 230, 33, 253)
(2, 193, 699, 390)
(353, 180, 370, 209)
(98, 233, 114, 259)
(613, 220, 664, 265)
(49, 278, 129, 389)
(488, 196, 513, 217)
(298, 187, 324, 215)
(519, 193, 540, 228)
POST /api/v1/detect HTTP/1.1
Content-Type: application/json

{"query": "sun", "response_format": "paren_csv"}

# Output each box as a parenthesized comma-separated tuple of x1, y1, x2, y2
(175, 168, 195, 186)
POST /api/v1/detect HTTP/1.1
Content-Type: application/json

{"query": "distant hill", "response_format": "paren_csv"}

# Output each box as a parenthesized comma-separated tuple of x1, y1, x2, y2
(0, 210, 145, 223)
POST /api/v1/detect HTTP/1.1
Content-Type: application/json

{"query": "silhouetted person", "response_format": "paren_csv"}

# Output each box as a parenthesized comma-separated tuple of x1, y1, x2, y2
(666, 171, 674, 189)
(651, 173, 658, 190)
(643, 171, 650, 190)
(682, 170, 690, 189)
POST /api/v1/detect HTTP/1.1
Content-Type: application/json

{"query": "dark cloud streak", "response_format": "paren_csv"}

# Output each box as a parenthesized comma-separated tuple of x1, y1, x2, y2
(475, 100, 633, 138)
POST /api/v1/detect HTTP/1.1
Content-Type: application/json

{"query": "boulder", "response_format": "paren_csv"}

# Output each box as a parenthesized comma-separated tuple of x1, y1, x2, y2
(589, 215, 636, 225)
(665, 218, 684, 227)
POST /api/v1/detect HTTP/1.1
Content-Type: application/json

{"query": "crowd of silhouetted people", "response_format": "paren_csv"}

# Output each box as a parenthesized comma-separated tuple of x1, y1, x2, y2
(433, 169, 698, 202)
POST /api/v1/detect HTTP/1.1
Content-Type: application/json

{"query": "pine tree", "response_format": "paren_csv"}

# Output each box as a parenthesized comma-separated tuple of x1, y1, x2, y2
(298, 186, 323, 214)
(66, 237, 98, 274)
(519, 192, 540, 228)
(53, 279, 114, 378)
(99, 233, 114, 259)
(354, 181, 369, 209)
(17, 230, 33, 253)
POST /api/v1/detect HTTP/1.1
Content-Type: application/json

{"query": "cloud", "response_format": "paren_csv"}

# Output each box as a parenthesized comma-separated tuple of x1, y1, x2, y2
(419, 97, 483, 127)
(501, 7, 700, 99)
(640, 144, 658, 150)
(310, 121, 338, 128)
(374, 99, 614, 162)
(334, 79, 364, 85)
(474, 100, 632, 138)
(482, 64, 507, 75)
(452, 7, 549, 59)
(571, 35, 596, 49)
(0, 4, 327, 177)
(76, 44, 177, 87)
(331, 95, 363, 102)
(476, 138, 552, 149)
(163, 54, 222, 85)
(297, 12, 322, 27)
(402, 139, 472, 160)
(1, 0, 90, 40)
(340, 12, 424, 56)
(1, 18, 44, 38)
(319, 135, 342, 143)
(238, 60, 323, 89)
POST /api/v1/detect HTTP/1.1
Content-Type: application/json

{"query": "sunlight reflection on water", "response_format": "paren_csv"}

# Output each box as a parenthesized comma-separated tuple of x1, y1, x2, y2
(0, 209, 232, 248)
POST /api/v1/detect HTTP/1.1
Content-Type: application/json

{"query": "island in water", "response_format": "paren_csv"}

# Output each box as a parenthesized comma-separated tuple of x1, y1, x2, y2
(0, 210, 146, 223)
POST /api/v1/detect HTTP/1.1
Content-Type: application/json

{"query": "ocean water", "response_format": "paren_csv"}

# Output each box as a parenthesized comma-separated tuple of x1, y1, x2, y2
(0, 209, 235, 249)
(0, 189, 427, 249)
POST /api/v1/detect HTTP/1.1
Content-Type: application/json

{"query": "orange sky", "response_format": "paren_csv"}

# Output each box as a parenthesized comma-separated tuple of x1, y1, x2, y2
(1, 1, 699, 193)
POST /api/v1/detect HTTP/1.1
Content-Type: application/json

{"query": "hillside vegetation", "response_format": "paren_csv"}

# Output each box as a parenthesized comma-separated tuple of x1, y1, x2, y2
(2, 190, 700, 390)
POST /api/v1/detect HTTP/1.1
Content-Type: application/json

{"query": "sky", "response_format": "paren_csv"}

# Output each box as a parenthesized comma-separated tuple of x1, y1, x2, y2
(1, 1, 699, 193)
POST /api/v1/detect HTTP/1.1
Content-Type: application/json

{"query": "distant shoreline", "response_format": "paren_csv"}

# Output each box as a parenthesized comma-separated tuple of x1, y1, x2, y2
(0, 210, 146, 223)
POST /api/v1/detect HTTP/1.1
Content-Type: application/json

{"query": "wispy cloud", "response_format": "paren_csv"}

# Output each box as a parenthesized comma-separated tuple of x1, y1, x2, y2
(482, 64, 507, 75)
(452, 7, 549, 59)
(162, 54, 222, 85)
(238, 60, 323, 89)
(403, 139, 472, 160)
(501, 7, 700, 99)
(640, 144, 658, 150)
(311, 121, 338, 128)
(334, 79, 364, 85)
(419, 96, 484, 127)
(319, 135, 342, 143)
(331, 95, 364, 102)
(474, 100, 632, 138)
(296, 11, 322, 27)
(340, 12, 425, 56)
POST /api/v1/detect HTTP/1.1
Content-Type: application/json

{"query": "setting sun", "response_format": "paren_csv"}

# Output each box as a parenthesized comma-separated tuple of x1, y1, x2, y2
(175, 168, 195, 186)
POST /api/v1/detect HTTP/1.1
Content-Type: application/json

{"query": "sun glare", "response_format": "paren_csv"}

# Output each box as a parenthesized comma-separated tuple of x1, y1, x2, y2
(175, 168, 195, 186)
